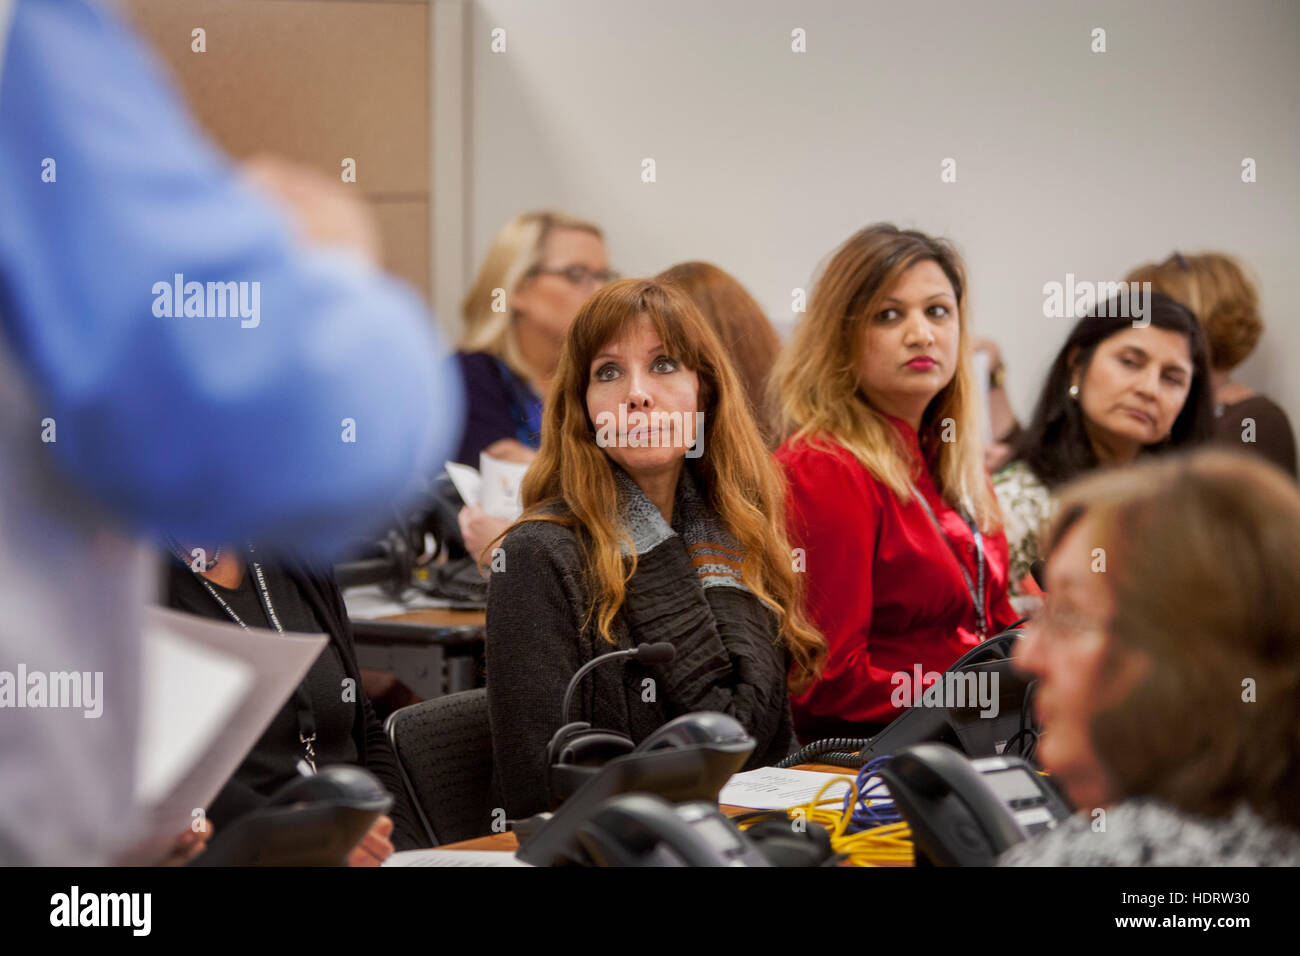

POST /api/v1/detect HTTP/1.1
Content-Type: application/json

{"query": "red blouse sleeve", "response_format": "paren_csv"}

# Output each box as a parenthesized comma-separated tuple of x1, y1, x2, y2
(778, 442, 886, 725)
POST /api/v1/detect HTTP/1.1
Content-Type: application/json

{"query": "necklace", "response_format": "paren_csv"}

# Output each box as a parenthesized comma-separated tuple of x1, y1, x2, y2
(173, 544, 223, 573)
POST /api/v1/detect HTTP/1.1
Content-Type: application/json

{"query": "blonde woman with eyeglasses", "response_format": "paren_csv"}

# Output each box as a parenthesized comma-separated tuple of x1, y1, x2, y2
(455, 211, 617, 560)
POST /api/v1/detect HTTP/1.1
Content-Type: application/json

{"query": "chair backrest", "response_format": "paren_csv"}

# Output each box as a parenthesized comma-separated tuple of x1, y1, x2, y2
(384, 688, 494, 846)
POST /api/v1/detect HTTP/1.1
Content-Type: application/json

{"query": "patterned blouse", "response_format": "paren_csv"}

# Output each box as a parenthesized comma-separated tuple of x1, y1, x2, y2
(991, 459, 1053, 615)
(999, 798, 1300, 866)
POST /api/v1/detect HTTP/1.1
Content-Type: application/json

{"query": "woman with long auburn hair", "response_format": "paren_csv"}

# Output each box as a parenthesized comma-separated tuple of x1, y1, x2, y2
(485, 278, 825, 819)
(773, 223, 1019, 741)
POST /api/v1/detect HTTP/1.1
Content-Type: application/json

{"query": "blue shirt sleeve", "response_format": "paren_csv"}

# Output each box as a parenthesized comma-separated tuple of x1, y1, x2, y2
(0, 0, 464, 558)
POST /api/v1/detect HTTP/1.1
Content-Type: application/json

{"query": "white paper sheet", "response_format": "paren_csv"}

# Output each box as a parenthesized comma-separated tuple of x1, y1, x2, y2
(383, 849, 533, 867)
(444, 460, 482, 507)
(135, 605, 328, 839)
(445, 454, 528, 519)
(719, 767, 886, 810)
(135, 626, 253, 807)
(478, 453, 528, 519)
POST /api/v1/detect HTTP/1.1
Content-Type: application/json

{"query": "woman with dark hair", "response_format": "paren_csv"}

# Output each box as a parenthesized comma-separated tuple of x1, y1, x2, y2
(1128, 252, 1296, 476)
(164, 545, 424, 863)
(1000, 451, 1300, 865)
(993, 292, 1214, 608)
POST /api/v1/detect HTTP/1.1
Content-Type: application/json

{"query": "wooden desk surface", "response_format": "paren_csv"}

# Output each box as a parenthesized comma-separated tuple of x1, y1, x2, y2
(438, 763, 865, 853)
(380, 607, 486, 629)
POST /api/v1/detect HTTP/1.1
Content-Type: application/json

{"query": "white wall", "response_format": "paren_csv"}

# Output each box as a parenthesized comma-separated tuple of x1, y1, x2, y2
(467, 0, 1300, 428)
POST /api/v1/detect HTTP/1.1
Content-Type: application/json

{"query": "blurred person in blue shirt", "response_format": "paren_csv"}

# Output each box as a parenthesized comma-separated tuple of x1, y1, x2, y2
(0, 0, 463, 863)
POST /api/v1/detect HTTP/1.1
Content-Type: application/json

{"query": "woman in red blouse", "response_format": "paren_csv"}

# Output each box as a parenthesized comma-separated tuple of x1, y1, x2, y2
(773, 223, 1019, 741)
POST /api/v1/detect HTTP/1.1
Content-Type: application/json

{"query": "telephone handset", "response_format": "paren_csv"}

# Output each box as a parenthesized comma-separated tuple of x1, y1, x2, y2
(517, 712, 756, 866)
(575, 795, 771, 867)
(879, 742, 1072, 866)
(856, 629, 1033, 764)
(193, 765, 392, 866)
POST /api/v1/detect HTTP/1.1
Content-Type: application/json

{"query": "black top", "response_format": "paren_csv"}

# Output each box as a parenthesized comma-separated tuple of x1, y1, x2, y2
(164, 555, 423, 850)
(485, 517, 798, 820)
(454, 351, 543, 465)
(167, 563, 359, 792)
(1213, 394, 1297, 478)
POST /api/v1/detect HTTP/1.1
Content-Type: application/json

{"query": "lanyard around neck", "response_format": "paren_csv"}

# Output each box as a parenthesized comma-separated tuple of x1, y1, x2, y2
(906, 484, 988, 639)
(168, 540, 319, 769)
(170, 541, 282, 633)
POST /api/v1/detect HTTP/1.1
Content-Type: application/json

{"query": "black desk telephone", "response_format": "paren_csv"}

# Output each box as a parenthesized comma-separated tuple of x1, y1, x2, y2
(780, 629, 1039, 769)
(575, 795, 772, 867)
(194, 765, 392, 866)
(879, 742, 1072, 866)
(517, 711, 757, 866)
(860, 631, 1034, 763)
(520, 737, 1072, 867)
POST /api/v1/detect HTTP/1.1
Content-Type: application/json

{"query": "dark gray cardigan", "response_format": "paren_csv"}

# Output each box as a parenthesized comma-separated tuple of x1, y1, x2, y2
(485, 515, 798, 819)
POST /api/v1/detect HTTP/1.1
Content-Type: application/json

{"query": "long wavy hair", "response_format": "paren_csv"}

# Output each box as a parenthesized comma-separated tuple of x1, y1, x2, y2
(514, 278, 825, 691)
(773, 223, 1000, 529)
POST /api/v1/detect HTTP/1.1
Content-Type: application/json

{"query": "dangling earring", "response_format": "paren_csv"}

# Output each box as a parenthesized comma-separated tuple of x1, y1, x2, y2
(1068, 384, 1080, 401)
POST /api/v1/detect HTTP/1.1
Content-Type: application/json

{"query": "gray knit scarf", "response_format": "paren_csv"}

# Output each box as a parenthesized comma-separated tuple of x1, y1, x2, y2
(613, 466, 750, 593)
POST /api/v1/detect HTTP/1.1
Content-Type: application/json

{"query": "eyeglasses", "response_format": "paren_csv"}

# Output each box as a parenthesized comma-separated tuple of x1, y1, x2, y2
(1026, 600, 1110, 643)
(529, 264, 620, 287)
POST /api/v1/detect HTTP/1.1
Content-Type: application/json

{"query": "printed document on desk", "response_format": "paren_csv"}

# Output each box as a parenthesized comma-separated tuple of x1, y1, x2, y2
(719, 767, 886, 810)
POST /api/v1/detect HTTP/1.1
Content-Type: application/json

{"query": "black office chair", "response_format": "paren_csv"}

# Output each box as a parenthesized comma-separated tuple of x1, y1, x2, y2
(384, 689, 495, 846)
